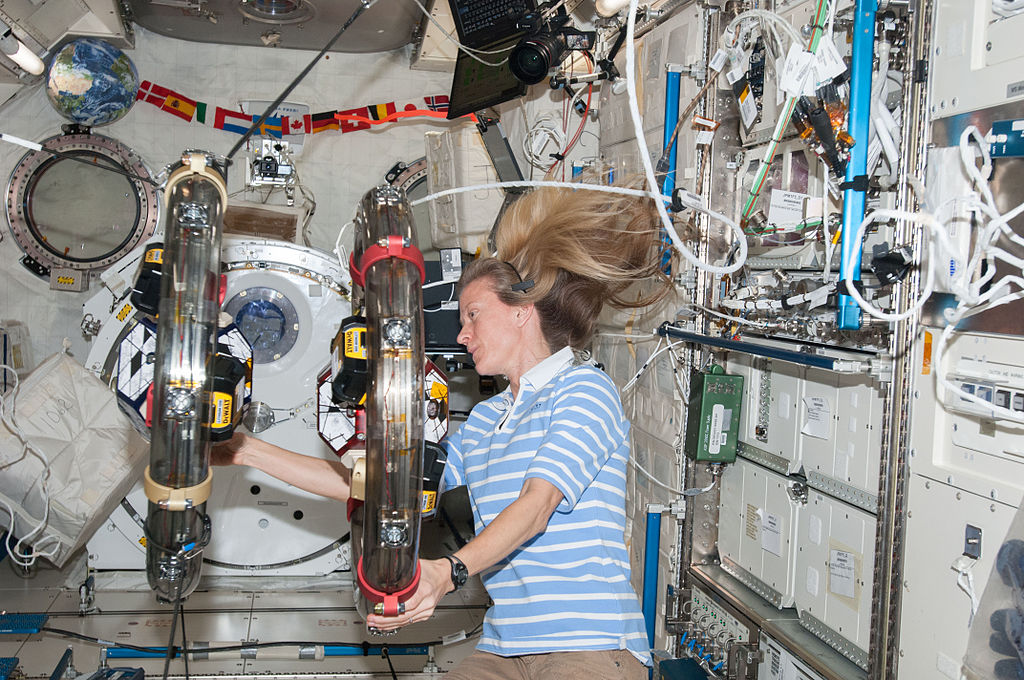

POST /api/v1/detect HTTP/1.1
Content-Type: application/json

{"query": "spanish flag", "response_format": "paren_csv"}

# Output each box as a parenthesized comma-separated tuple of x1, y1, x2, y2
(136, 81, 196, 122)
(163, 92, 197, 122)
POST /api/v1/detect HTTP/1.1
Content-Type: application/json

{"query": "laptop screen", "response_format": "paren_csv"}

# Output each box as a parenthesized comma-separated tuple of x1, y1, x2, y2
(446, 36, 526, 120)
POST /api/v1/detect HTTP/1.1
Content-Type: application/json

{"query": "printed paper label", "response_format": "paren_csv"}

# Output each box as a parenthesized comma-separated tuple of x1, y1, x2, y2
(814, 34, 848, 86)
(779, 45, 816, 97)
(745, 504, 759, 540)
(762, 512, 782, 556)
(708, 403, 724, 455)
(801, 396, 831, 440)
(767, 189, 807, 226)
(829, 549, 857, 598)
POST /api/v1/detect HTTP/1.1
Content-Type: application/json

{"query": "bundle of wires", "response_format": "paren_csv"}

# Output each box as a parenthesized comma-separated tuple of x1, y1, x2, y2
(737, 0, 834, 222)
(841, 126, 1024, 421)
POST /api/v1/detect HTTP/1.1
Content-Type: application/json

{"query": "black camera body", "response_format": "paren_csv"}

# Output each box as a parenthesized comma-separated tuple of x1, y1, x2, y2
(509, 8, 596, 85)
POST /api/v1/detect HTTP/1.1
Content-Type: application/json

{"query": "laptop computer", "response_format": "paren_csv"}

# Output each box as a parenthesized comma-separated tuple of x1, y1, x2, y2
(444, 0, 537, 120)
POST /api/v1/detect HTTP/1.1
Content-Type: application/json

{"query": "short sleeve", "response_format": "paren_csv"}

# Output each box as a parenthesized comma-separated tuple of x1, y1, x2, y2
(441, 422, 467, 491)
(524, 369, 628, 511)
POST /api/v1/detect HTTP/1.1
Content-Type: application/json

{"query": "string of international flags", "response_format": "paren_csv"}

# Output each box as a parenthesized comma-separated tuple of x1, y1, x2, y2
(135, 80, 458, 137)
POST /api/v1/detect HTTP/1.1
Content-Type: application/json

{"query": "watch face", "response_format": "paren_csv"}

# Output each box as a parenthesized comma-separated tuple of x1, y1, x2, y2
(450, 556, 468, 588)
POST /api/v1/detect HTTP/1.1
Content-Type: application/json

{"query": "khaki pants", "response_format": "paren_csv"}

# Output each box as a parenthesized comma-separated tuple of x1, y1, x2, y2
(444, 649, 648, 680)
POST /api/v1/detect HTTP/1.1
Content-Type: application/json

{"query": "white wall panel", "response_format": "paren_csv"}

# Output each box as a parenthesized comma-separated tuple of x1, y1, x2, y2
(719, 457, 800, 607)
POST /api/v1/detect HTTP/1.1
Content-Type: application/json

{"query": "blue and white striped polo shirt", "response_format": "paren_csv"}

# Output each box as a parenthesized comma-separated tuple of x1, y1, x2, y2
(443, 347, 651, 666)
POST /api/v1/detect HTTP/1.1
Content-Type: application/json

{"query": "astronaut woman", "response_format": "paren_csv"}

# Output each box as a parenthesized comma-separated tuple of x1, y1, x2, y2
(215, 181, 672, 680)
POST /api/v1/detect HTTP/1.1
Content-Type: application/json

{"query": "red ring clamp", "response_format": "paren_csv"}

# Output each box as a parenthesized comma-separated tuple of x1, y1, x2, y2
(356, 557, 421, 617)
(356, 234, 426, 285)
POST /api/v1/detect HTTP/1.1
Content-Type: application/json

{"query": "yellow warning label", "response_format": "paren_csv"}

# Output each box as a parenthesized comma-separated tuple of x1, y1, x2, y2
(212, 392, 232, 427)
(421, 490, 437, 514)
(56, 275, 76, 286)
(344, 327, 366, 359)
(922, 330, 932, 375)
(117, 303, 134, 322)
(145, 248, 163, 264)
(139, 536, 147, 547)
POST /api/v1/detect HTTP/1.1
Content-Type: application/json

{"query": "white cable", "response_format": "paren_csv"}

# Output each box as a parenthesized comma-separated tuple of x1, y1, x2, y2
(594, 330, 660, 340)
(0, 363, 62, 567)
(522, 114, 567, 170)
(412, 180, 663, 206)
(723, 9, 805, 52)
(630, 455, 718, 497)
(695, 303, 770, 329)
(820, 158, 836, 282)
(334, 220, 352, 272)
(622, 336, 665, 393)
(842, 209, 940, 322)
(624, 0, 748, 275)
(406, 0, 512, 65)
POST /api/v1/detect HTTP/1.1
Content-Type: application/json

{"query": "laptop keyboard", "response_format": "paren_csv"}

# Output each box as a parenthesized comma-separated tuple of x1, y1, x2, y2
(455, 0, 531, 37)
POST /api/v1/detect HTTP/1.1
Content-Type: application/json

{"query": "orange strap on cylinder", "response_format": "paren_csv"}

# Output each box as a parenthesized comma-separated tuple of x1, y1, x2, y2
(352, 234, 426, 286)
(356, 557, 421, 616)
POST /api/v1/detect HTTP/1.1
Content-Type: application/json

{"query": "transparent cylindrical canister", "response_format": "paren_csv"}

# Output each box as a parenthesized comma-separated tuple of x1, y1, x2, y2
(145, 152, 226, 603)
(352, 186, 426, 616)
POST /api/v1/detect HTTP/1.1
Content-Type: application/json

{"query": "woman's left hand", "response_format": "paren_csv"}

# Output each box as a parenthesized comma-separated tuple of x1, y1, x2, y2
(365, 558, 452, 631)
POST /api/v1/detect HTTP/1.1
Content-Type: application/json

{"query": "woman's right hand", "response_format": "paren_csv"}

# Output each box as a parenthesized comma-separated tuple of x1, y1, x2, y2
(211, 431, 249, 467)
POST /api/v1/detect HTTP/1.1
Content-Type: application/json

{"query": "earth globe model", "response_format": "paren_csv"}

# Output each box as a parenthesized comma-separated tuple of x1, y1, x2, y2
(45, 38, 139, 127)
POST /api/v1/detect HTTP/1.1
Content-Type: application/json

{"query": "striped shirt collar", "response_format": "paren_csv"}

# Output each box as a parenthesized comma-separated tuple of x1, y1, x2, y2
(519, 346, 574, 394)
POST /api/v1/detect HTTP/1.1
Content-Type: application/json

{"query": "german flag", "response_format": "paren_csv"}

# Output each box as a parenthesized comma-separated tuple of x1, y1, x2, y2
(310, 110, 340, 134)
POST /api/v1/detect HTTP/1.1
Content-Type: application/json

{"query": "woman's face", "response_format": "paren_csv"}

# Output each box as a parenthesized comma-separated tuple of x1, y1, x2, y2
(457, 277, 522, 377)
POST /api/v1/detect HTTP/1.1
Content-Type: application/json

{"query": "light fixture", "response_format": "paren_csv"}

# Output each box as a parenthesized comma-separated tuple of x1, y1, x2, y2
(0, 20, 45, 76)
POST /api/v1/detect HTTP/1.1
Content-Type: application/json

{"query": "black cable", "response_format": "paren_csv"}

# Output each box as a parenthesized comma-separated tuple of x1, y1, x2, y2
(180, 598, 190, 680)
(382, 646, 398, 680)
(162, 574, 186, 680)
(225, 0, 378, 161)
(2, 142, 161, 187)
(40, 627, 176, 655)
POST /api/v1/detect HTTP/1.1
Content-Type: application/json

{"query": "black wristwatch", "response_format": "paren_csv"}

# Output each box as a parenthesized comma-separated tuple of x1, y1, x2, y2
(442, 554, 468, 592)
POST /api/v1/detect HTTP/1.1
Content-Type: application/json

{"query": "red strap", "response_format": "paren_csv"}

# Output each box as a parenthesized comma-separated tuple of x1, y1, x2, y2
(357, 235, 426, 284)
(356, 557, 421, 615)
(346, 498, 363, 522)
(145, 382, 155, 427)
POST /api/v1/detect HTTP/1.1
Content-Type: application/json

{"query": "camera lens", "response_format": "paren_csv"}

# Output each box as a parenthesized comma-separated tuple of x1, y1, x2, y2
(509, 32, 566, 85)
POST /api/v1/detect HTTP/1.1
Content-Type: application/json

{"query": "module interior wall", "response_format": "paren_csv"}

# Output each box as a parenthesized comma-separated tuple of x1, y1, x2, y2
(595, 296, 684, 652)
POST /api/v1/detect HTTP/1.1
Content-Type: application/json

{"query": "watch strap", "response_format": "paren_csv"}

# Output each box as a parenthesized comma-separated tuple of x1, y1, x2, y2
(442, 554, 468, 591)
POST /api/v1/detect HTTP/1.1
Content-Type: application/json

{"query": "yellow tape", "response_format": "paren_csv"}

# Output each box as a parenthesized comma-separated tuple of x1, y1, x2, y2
(143, 466, 212, 510)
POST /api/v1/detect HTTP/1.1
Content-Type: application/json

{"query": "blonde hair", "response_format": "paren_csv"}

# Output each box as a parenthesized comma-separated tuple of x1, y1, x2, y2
(460, 180, 672, 350)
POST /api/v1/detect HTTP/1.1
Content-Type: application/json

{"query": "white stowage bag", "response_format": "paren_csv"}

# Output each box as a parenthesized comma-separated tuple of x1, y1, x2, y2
(0, 351, 148, 567)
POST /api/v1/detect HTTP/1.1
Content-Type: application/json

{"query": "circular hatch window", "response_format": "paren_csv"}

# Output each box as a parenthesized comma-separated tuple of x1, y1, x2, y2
(5, 131, 160, 274)
(237, 0, 316, 24)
